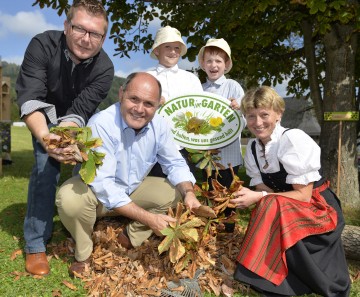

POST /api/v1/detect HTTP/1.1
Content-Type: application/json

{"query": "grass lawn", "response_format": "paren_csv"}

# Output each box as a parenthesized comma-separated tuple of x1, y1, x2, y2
(0, 126, 359, 296)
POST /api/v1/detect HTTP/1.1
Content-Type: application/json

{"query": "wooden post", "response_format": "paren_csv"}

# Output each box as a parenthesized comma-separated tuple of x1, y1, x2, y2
(324, 111, 359, 197)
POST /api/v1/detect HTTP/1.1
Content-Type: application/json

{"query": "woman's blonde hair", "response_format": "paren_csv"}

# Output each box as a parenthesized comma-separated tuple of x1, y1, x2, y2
(240, 86, 285, 115)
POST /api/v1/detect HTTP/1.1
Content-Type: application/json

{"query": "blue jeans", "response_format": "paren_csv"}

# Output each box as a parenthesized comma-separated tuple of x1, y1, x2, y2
(24, 134, 60, 253)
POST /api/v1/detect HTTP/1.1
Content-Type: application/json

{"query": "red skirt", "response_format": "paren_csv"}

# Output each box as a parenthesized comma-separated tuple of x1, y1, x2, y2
(236, 181, 337, 286)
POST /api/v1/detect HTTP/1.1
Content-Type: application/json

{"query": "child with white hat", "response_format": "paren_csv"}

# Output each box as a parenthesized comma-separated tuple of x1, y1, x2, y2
(147, 26, 203, 102)
(198, 38, 246, 231)
(147, 26, 203, 177)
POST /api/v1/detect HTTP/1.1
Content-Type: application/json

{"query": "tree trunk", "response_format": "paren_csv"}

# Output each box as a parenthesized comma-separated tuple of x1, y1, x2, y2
(301, 19, 323, 126)
(320, 23, 359, 207)
(342, 225, 360, 260)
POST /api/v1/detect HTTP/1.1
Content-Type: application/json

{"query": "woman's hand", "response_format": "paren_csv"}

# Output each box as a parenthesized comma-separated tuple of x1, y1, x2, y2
(230, 187, 263, 209)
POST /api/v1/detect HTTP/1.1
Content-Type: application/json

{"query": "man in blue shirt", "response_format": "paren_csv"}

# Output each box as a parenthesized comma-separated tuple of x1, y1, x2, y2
(56, 72, 202, 276)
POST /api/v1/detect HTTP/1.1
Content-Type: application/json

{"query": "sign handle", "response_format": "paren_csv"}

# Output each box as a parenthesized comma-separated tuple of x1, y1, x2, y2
(337, 121, 342, 196)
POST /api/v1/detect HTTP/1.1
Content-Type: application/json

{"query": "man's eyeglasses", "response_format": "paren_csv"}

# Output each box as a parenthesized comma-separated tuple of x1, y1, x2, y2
(69, 22, 104, 42)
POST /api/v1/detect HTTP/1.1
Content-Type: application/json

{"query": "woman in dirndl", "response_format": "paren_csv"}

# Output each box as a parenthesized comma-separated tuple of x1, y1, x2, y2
(231, 86, 350, 297)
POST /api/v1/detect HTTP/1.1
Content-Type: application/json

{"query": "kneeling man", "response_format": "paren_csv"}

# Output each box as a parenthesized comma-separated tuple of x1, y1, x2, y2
(56, 72, 201, 275)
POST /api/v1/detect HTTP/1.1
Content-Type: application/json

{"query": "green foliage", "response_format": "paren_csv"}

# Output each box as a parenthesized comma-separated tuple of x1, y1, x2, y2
(49, 126, 105, 184)
(98, 75, 126, 110)
(30, 0, 359, 98)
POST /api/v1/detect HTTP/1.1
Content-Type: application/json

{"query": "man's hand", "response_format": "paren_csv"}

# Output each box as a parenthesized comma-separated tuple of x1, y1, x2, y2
(43, 121, 80, 164)
(114, 202, 176, 236)
(148, 213, 177, 236)
(184, 191, 201, 210)
(43, 133, 79, 163)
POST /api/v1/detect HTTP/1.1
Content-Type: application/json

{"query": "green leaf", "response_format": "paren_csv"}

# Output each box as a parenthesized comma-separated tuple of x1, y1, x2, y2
(79, 153, 96, 184)
(198, 157, 210, 169)
(160, 226, 174, 236)
(190, 153, 205, 164)
(93, 151, 105, 165)
(158, 227, 175, 255)
(84, 138, 103, 148)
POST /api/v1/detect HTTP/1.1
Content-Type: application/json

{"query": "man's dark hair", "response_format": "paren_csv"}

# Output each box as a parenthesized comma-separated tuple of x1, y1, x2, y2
(122, 72, 162, 100)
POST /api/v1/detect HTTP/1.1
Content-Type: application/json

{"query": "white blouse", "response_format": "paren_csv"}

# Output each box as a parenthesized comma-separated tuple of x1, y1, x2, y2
(245, 123, 322, 187)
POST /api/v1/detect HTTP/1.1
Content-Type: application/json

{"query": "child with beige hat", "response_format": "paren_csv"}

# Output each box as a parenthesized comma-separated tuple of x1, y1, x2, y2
(147, 26, 203, 177)
(147, 26, 203, 102)
(198, 38, 246, 231)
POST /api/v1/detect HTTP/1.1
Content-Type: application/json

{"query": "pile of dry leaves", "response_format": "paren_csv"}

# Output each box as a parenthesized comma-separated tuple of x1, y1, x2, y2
(50, 214, 250, 297)
(47, 177, 250, 296)
(42, 130, 251, 296)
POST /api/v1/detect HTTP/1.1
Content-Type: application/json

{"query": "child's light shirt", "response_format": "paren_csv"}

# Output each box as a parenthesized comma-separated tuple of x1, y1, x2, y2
(147, 64, 203, 101)
(202, 75, 245, 168)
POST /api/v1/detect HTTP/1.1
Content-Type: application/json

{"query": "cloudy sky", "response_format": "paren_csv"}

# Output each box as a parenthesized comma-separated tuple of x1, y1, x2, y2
(0, 0, 288, 96)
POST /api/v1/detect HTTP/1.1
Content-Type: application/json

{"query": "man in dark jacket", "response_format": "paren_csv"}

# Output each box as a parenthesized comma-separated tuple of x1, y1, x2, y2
(16, 0, 114, 276)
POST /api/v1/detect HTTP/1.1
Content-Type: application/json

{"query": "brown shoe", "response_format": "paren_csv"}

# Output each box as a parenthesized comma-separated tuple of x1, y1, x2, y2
(68, 258, 91, 277)
(117, 229, 133, 249)
(25, 252, 50, 276)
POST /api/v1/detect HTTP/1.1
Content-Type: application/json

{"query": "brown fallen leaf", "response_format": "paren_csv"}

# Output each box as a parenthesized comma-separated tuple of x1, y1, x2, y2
(192, 205, 217, 218)
(52, 289, 62, 296)
(62, 280, 78, 291)
(10, 249, 22, 261)
(221, 282, 235, 297)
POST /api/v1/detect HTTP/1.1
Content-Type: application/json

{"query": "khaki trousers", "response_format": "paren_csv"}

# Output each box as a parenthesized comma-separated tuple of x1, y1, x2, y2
(56, 175, 181, 261)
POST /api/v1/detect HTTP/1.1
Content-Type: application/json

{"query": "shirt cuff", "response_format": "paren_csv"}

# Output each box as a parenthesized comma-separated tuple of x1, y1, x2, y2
(286, 171, 322, 185)
(21, 100, 57, 124)
(58, 114, 85, 128)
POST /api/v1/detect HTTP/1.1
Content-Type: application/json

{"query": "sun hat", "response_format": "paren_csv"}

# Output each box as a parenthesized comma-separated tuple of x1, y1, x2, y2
(150, 26, 187, 59)
(197, 38, 233, 74)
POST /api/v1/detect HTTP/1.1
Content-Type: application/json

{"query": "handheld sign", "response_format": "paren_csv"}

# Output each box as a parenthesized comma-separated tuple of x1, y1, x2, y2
(158, 92, 244, 150)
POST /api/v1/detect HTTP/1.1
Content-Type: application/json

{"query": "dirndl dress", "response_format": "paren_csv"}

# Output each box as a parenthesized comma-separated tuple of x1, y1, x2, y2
(234, 142, 351, 297)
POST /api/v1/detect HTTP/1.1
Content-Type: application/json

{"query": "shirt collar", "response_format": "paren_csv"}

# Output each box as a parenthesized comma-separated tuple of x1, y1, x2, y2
(156, 64, 179, 74)
(119, 112, 149, 135)
(64, 49, 94, 66)
(204, 75, 226, 87)
(255, 122, 284, 147)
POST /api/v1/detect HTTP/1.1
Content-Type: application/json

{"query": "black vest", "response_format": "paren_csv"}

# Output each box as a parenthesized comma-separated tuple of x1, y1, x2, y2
(250, 137, 325, 192)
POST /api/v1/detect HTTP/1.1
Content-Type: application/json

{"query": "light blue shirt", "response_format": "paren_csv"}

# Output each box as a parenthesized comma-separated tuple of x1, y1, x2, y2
(202, 75, 244, 101)
(87, 102, 196, 209)
(202, 75, 246, 168)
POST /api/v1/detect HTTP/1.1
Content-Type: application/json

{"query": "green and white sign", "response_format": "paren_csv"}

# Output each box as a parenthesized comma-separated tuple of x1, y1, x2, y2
(158, 92, 244, 150)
